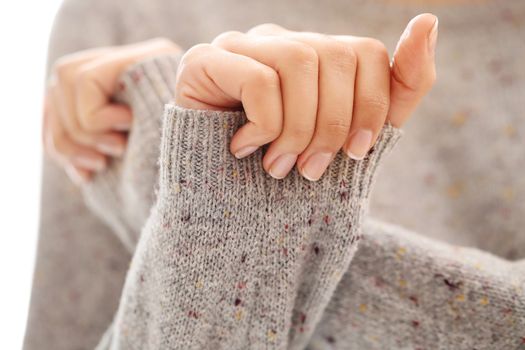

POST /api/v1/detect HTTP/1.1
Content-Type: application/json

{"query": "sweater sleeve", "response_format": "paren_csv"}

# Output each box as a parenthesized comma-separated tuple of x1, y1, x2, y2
(309, 219, 525, 350)
(96, 55, 401, 350)
(96, 55, 525, 350)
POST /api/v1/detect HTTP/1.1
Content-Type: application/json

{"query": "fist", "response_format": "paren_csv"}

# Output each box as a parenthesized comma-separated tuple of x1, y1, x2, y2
(175, 14, 438, 181)
(44, 38, 181, 184)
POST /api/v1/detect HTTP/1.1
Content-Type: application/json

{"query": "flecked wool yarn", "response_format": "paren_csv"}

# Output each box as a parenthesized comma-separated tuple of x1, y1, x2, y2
(24, 0, 525, 349)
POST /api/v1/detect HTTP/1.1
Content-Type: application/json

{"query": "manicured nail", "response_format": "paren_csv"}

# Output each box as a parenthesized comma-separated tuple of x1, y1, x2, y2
(300, 152, 333, 182)
(269, 153, 297, 179)
(74, 156, 105, 171)
(346, 129, 373, 160)
(428, 17, 439, 55)
(96, 141, 125, 157)
(234, 146, 259, 159)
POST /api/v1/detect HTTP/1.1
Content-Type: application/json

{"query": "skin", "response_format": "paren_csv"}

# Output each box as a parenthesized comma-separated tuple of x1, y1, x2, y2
(44, 39, 182, 183)
(44, 14, 438, 183)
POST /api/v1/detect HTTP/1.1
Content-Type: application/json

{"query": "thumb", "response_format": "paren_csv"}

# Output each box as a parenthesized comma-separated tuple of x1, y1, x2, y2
(388, 13, 438, 127)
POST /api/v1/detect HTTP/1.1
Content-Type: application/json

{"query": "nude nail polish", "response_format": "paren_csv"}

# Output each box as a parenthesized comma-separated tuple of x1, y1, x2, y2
(234, 146, 258, 159)
(346, 129, 373, 160)
(269, 154, 297, 179)
(300, 152, 333, 182)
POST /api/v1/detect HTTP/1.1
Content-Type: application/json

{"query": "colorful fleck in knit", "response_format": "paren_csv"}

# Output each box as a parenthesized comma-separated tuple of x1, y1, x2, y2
(87, 55, 401, 350)
(24, 0, 525, 349)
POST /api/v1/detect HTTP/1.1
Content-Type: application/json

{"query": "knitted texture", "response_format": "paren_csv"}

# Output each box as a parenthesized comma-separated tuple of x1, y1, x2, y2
(102, 102, 401, 350)
(309, 219, 525, 350)
(92, 56, 524, 350)
(83, 54, 183, 251)
(25, 1, 525, 349)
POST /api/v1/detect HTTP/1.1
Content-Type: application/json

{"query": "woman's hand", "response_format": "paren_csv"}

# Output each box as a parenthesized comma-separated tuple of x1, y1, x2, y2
(44, 39, 182, 184)
(175, 13, 438, 180)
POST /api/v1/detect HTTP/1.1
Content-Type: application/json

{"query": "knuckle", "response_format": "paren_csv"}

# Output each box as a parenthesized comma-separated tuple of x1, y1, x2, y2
(362, 38, 388, 53)
(284, 42, 318, 71)
(175, 53, 210, 93)
(323, 117, 351, 138)
(212, 31, 243, 48)
(183, 43, 214, 60)
(360, 94, 390, 115)
(251, 67, 280, 90)
(362, 38, 389, 57)
(248, 23, 284, 35)
(325, 40, 357, 72)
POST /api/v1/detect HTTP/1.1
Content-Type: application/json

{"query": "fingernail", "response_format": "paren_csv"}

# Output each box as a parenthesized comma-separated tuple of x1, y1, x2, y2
(234, 145, 259, 159)
(428, 17, 439, 55)
(346, 129, 373, 160)
(74, 156, 106, 171)
(96, 141, 125, 157)
(269, 153, 297, 179)
(300, 152, 333, 182)
(114, 122, 132, 131)
(65, 165, 87, 186)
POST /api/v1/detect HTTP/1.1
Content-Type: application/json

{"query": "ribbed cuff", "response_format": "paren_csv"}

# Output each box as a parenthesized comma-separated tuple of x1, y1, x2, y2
(115, 52, 183, 109)
(159, 105, 402, 200)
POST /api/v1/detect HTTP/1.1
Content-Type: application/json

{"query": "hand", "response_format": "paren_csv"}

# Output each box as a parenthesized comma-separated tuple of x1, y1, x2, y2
(44, 38, 182, 184)
(175, 13, 438, 181)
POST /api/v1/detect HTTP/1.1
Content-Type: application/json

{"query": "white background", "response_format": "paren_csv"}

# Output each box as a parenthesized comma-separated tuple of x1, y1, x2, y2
(0, 1, 63, 348)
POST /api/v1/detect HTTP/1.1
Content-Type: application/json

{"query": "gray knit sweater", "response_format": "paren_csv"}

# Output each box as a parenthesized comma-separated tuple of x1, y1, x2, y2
(24, 0, 525, 349)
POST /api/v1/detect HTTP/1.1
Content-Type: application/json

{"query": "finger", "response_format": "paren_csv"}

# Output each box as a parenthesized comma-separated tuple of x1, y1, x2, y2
(246, 23, 288, 36)
(339, 37, 391, 160)
(52, 48, 116, 147)
(65, 164, 92, 186)
(176, 44, 283, 156)
(214, 32, 319, 179)
(49, 123, 107, 172)
(50, 84, 127, 157)
(75, 38, 179, 133)
(45, 93, 107, 172)
(290, 34, 357, 181)
(388, 13, 438, 127)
